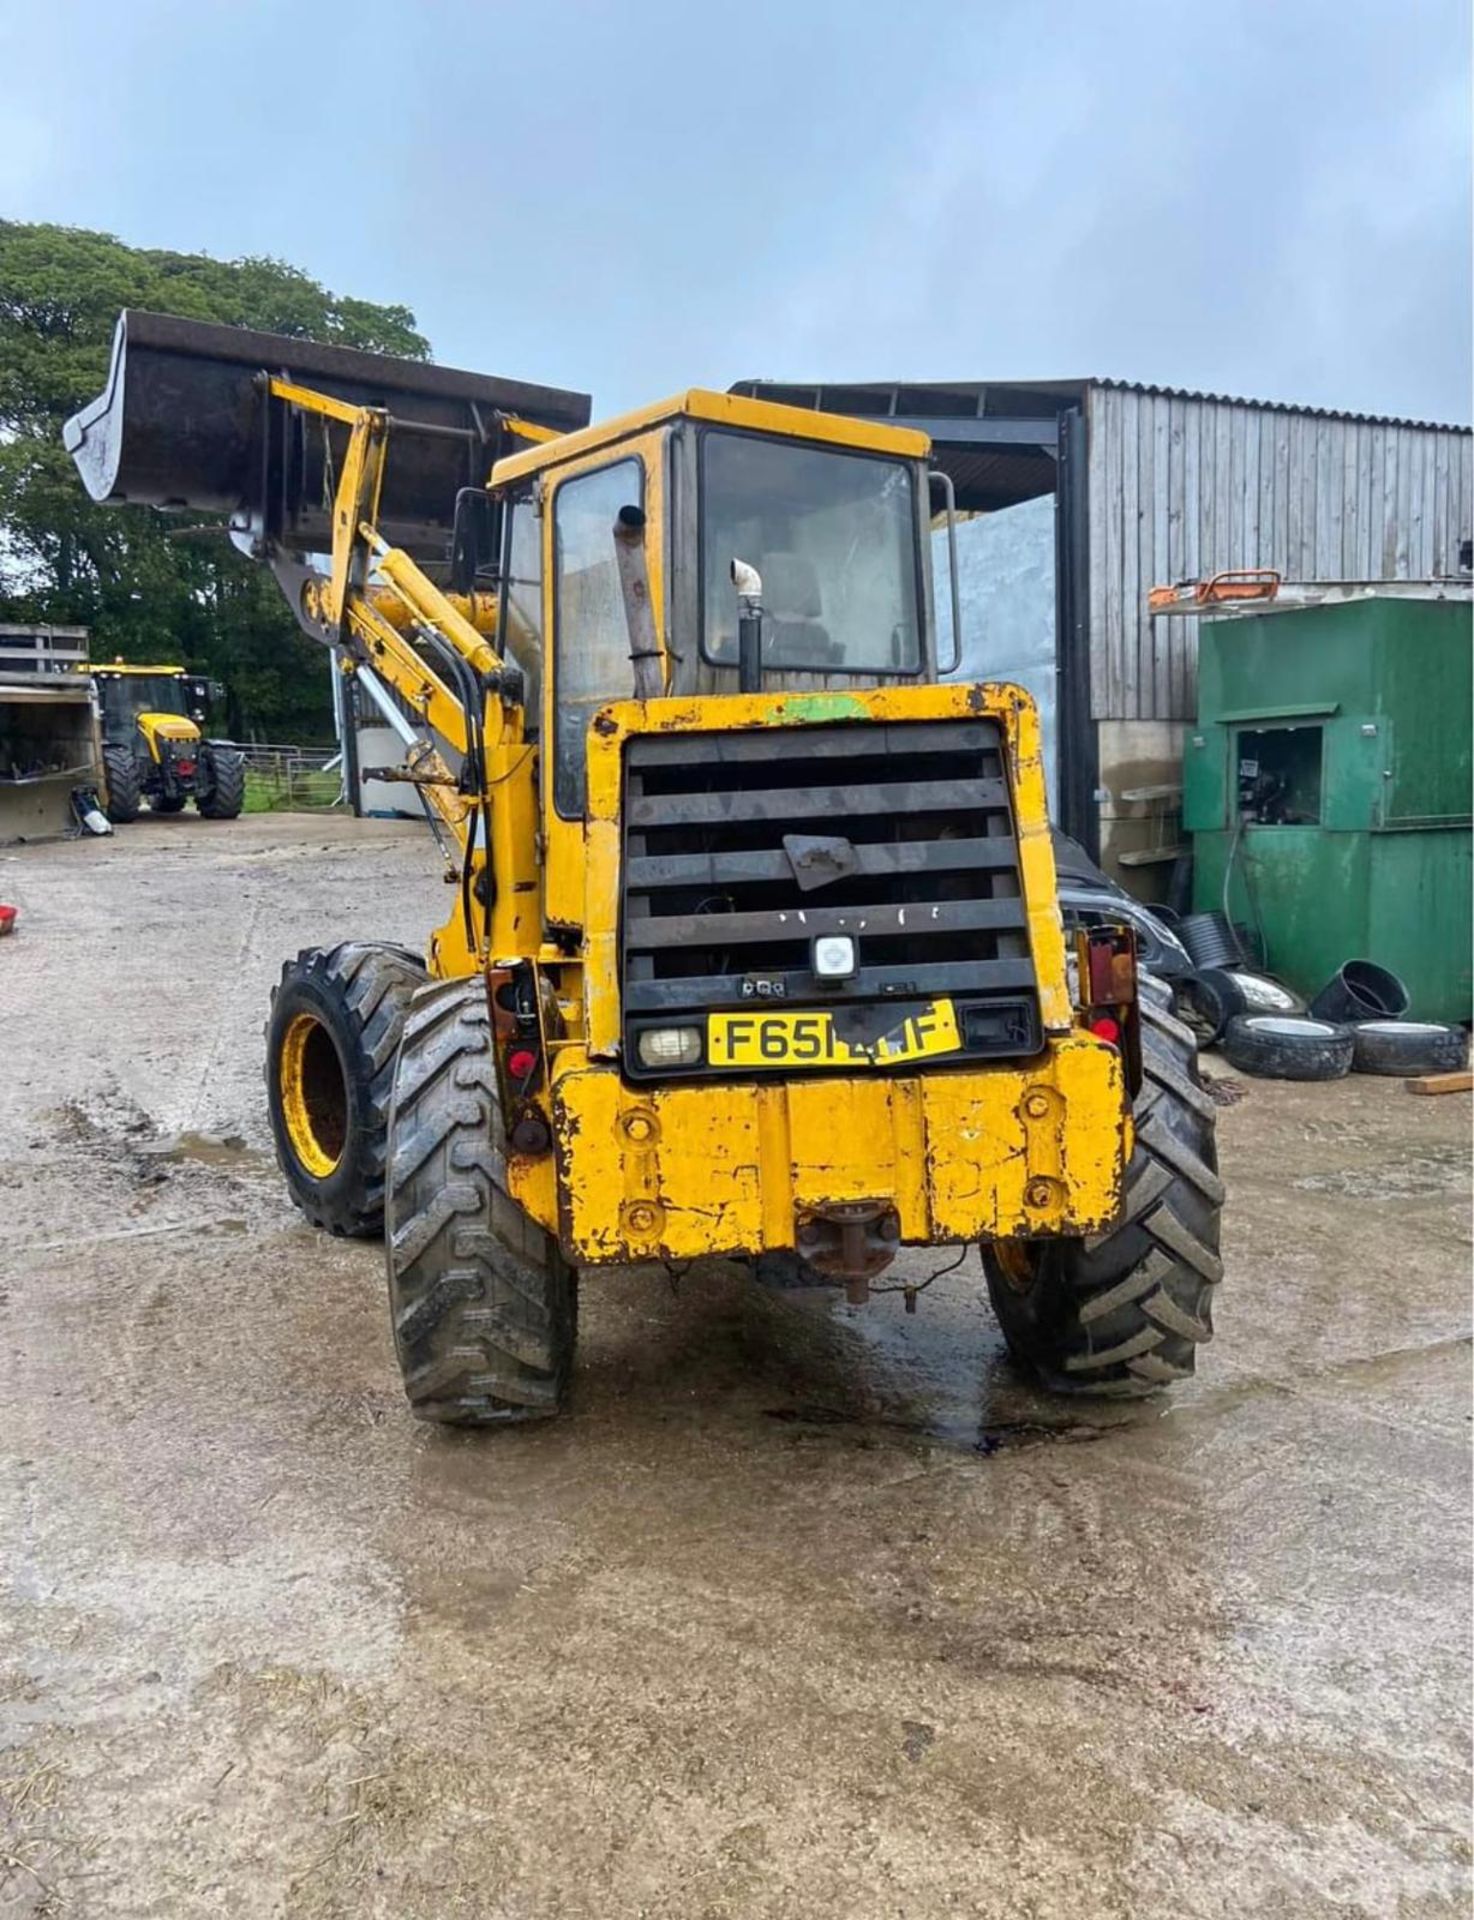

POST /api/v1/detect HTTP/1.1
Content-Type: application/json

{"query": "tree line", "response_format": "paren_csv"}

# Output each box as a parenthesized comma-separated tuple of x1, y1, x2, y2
(0, 221, 431, 742)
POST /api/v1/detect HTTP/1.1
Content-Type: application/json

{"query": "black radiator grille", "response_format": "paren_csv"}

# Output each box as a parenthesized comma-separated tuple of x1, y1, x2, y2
(620, 720, 1039, 1064)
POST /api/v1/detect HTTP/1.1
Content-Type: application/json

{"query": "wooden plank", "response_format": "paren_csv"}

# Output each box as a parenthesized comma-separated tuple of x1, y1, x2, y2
(1404, 1070, 1472, 1096)
(1382, 424, 1401, 574)
(1273, 409, 1292, 574)
(1340, 419, 1360, 577)
(1087, 389, 1111, 720)
(1197, 403, 1214, 579)
(1402, 427, 1420, 575)
(1432, 433, 1451, 574)
(1133, 392, 1150, 716)
(1365, 422, 1385, 579)
(1282, 412, 1305, 568)
(1166, 397, 1188, 720)
(1253, 409, 1273, 576)
(1314, 419, 1335, 577)
(1116, 844, 1189, 867)
(1227, 404, 1245, 571)
(1242, 403, 1261, 569)
(1303, 415, 1321, 578)
(1215, 405, 1234, 572)
(1182, 400, 1201, 582)
(1103, 387, 1125, 720)
(1181, 400, 1201, 721)
(1413, 433, 1434, 575)
(1152, 397, 1174, 716)
(1128, 389, 1151, 721)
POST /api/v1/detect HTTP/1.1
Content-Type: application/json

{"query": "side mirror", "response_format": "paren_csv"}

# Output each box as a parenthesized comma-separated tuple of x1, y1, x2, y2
(451, 488, 500, 595)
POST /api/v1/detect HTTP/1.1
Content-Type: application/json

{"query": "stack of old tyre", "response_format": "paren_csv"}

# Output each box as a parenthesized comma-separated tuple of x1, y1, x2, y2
(1176, 933, 1468, 1083)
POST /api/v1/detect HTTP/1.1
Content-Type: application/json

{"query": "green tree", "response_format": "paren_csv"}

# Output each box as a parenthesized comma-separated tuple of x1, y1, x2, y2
(0, 222, 430, 740)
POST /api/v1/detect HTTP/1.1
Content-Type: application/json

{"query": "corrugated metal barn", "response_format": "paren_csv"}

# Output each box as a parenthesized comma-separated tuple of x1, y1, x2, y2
(732, 377, 1473, 892)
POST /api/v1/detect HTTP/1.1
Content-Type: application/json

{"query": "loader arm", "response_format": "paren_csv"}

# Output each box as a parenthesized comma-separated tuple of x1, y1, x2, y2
(264, 375, 536, 926)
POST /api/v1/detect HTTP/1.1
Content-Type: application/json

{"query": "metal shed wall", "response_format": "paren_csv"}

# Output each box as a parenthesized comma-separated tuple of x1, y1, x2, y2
(1086, 385, 1474, 723)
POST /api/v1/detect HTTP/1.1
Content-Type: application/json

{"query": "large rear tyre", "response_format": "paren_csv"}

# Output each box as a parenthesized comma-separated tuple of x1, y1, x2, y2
(102, 744, 141, 824)
(265, 942, 428, 1237)
(983, 997, 1224, 1397)
(386, 979, 577, 1426)
(197, 743, 245, 819)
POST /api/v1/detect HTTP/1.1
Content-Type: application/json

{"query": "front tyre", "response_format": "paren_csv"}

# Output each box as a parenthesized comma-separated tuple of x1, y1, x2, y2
(102, 744, 141, 823)
(984, 997, 1224, 1396)
(386, 979, 577, 1426)
(265, 942, 428, 1237)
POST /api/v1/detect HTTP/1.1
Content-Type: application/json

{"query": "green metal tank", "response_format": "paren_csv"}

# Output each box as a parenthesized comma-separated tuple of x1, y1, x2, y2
(1183, 591, 1472, 1022)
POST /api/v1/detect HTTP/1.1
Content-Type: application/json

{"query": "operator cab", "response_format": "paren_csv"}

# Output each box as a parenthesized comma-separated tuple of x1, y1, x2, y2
(484, 391, 948, 830)
(93, 668, 193, 746)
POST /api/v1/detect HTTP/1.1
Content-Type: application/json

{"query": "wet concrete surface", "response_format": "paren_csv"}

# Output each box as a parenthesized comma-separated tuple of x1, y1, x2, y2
(1, 813, 1470, 1917)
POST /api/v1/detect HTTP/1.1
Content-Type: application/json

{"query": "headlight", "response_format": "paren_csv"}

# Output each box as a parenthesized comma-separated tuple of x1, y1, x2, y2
(636, 1026, 702, 1067)
(812, 934, 857, 980)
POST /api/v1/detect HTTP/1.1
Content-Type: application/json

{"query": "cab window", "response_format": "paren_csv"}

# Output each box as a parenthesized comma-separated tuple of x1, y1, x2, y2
(553, 458, 643, 817)
(500, 500, 544, 732)
(699, 431, 921, 676)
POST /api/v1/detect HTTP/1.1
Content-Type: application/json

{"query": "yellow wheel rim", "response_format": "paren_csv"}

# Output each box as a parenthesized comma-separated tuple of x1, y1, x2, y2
(992, 1239, 1038, 1295)
(279, 1012, 347, 1180)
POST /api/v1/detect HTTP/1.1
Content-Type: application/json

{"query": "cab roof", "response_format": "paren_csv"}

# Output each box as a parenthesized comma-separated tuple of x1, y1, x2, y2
(490, 387, 931, 488)
(89, 664, 186, 676)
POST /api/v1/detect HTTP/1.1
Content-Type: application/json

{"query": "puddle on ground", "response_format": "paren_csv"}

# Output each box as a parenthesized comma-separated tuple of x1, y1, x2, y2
(637, 1253, 1154, 1459)
(131, 1130, 262, 1168)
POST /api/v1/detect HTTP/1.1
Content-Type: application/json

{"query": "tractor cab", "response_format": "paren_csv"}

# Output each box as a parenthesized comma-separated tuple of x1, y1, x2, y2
(93, 665, 206, 749)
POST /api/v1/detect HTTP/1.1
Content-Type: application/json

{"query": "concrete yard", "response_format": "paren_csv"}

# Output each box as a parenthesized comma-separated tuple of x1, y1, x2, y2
(1, 813, 1469, 1919)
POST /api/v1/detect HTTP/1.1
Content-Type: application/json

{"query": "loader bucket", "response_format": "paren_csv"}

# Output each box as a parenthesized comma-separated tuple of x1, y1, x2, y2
(63, 310, 591, 561)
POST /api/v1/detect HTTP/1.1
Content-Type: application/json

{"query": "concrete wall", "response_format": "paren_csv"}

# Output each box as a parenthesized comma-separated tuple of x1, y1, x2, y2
(356, 723, 423, 819)
(1095, 719, 1190, 903)
(935, 494, 1058, 812)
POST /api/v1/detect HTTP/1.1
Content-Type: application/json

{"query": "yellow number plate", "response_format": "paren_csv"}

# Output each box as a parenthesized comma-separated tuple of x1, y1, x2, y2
(707, 1000, 962, 1070)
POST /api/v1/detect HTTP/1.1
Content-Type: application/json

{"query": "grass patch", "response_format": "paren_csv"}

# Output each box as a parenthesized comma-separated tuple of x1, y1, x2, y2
(244, 766, 343, 813)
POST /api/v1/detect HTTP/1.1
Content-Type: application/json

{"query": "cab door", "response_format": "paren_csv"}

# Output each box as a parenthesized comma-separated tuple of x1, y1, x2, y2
(540, 431, 668, 931)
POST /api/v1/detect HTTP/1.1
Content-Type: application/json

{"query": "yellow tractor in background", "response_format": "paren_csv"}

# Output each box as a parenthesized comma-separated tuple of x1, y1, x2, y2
(65, 310, 1223, 1427)
(91, 661, 245, 822)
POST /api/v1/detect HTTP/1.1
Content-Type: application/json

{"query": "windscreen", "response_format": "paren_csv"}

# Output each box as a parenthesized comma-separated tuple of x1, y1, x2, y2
(700, 432, 921, 676)
(99, 674, 190, 729)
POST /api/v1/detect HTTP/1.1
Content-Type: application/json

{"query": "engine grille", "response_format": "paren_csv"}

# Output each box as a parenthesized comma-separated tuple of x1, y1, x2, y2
(620, 719, 1040, 1074)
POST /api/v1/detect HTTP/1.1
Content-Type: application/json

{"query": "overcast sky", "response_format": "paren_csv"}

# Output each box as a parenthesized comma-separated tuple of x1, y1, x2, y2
(2, 0, 1468, 423)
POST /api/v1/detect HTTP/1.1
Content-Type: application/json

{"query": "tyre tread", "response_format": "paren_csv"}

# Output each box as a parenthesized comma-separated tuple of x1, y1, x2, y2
(385, 979, 575, 1426)
(265, 941, 428, 1236)
(984, 1008, 1223, 1397)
